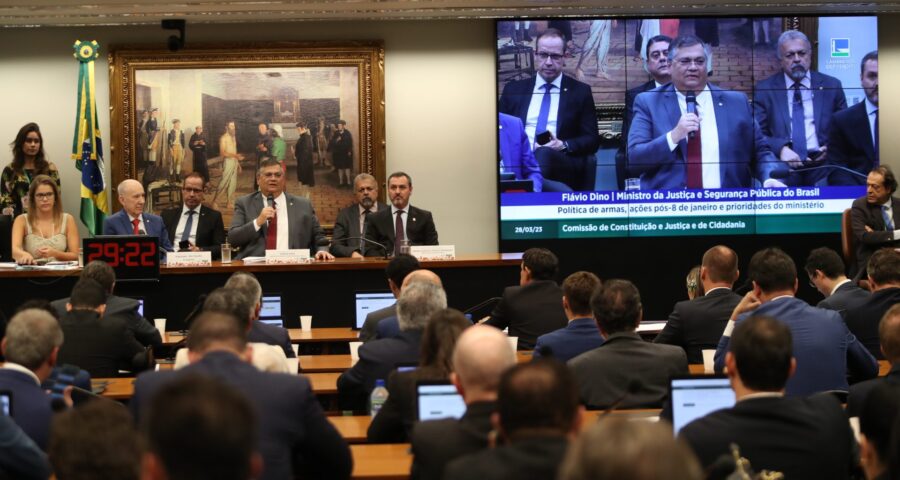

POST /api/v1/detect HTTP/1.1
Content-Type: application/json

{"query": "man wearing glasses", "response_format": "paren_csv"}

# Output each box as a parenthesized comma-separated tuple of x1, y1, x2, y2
(228, 159, 333, 260)
(499, 28, 601, 192)
(331, 173, 388, 258)
(161, 172, 225, 259)
(628, 34, 779, 190)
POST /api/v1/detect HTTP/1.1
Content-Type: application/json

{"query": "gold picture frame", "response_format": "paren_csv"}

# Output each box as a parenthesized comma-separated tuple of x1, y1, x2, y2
(108, 41, 385, 229)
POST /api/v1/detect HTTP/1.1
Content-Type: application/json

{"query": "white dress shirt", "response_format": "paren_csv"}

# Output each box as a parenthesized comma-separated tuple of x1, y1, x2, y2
(390, 204, 409, 239)
(253, 192, 288, 249)
(359, 203, 379, 235)
(173, 205, 200, 246)
(127, 213, 145, 233)
(784, 72, 820, 152)
(666, 85, 721, 188)
(866, 97, 878, 148)
(524, 74, 563, 148)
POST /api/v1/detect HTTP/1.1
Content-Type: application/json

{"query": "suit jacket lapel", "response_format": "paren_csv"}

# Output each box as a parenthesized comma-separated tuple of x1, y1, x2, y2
(558, 76, 569, 134)
(284, 194, 297, 249)
(710, 86, 731, 180)
(662, 86, 683, 158)
(811, 73, 826, 136)
(773, 74, 791, 130)
(859, 104, 876, 160)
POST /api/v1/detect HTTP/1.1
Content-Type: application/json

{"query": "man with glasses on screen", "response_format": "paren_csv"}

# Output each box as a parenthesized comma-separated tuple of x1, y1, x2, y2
(161, 172, 225, 260)
(628, 35, 780, 190)
(499, 28, 600, 192)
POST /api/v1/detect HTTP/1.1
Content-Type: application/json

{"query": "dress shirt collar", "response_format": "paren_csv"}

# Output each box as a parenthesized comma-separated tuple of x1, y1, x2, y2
(768, 295, 794, 303)
(737, 391, 783, 403)
(1, 362, 40, 385)
(358, 203, 377, 216)
(882, 198, 893, 208)
(830, 278, 852, 297)
(391, 204, 408, 216)
(181, 204, 199, 216)
(704, 286, 732, 295)
(783, 71, 811, 89)
(866, 97, 878, 117)
(568, 317, 595, 326)
(533, 73, 563, 94)
(127, 213, 143, 224)
(674, 84, 712, 103)
(260, 191, 286, 208)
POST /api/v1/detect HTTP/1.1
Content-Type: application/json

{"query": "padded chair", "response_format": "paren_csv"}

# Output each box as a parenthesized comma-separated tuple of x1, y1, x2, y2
(842, 208, 871, 290)
(0, 214, 11, 261)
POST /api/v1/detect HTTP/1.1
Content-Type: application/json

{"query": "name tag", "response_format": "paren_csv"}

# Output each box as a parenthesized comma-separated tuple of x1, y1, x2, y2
(166, 251, 212, 267)
(409, 245, 456, 261)
(265, 249, 310, 264)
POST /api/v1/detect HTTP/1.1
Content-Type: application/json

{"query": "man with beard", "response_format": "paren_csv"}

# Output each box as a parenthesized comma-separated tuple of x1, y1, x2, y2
(331, 173, 388, 258)
(364, 172, 438, 257)
(828, 51, 880, 186)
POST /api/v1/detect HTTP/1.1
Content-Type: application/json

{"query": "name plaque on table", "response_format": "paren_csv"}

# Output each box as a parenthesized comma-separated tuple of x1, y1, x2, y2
(166, 251, 212, 267)
(265, 249, 311, 264)
(409, 245, 456, 261)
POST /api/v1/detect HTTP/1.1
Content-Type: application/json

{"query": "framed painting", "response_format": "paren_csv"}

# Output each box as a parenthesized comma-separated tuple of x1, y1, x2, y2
(108, 41, 385, 229)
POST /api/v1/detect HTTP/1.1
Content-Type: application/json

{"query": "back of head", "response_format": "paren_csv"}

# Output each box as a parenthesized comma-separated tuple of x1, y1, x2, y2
(731, 315, 793, 391)
(81, 260, 116, 294)
(748, 247, 796, 293)
(223, 272, 262, 306)
(396, 281, 447, 331)
(385, 254, 420, 287)
(497, 359, 579, 439)
(186, 311, 248, 354)
(69, 278, 107, 310)
(559, 417, 702, 480)
(522, 248, 559, 281)
(879, 304, 900, 364)
(701, 245, 738, 284)
(142, 374, 258, 480)
(562, 271, 601, 317)
(49, 400, 141, 480)
(860, 383, 900, 470)
(868, 248, 900, 286)
(402, 269, 443, 289)
(591, 279, 642, 334)
(15, 298, 59, 320)
(804, 247, 846, 279)
(418, 309, 471, 374)
(4, 308, 63, 370)
(452, 325, 516, 396)
(202, 287, 253, 330)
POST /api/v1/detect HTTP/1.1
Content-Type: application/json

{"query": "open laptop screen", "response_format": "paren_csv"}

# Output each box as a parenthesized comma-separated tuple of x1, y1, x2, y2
(354, 291, 395, 329)
(416, 382, 466, 421)
(670, 376, 735, 434)
(259, 294, 283, 327)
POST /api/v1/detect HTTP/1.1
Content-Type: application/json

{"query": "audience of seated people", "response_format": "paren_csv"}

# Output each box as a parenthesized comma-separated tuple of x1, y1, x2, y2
(223, 271, 296, 359)
(375, 268, 443, 340)
(533, 271, 604, 362)
(359, 253, 420, 342)
(844, 248, 900, 359)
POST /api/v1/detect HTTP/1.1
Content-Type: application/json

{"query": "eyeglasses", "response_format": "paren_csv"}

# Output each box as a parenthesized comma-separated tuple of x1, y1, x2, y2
(536, 52, 564, 62)
(35, 192, 54, 200)
(183, 187, 204, 194)
(261, 171, 283, 178)
(783, 50, 808, 59)
(675, 57, 707, 67)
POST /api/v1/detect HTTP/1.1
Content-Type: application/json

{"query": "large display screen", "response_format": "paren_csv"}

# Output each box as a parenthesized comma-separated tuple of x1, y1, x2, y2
(496, 16, 878, 240)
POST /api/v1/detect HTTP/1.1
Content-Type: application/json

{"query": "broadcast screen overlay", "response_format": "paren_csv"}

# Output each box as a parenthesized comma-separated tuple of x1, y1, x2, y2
(496, 17, 878, 240)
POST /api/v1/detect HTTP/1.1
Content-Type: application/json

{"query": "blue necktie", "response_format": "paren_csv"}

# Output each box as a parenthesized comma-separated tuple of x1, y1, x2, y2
(791, 83, 808, 162)
(534, 83, 554, 144)
(180, 210, 195, 244)
(883, 206, 894, 231)
(874, 109, 879, 163)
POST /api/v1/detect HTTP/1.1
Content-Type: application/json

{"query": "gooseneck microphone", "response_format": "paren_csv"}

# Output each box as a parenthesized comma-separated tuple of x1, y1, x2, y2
(343, 236, 391, 259)
(686, 91, 697, 140)
(770, 164, 868, 181)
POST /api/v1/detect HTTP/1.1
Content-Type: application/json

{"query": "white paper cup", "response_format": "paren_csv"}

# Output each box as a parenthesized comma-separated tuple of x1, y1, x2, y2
(285, 357, 299, 374)
(300, 315, 313, 332)
(154, 318, 167, 335)
(349, 341, 363, 364)
(507, 336, 518, 352)
(291, 343, 300, 357)
(702, 349, 716, 374)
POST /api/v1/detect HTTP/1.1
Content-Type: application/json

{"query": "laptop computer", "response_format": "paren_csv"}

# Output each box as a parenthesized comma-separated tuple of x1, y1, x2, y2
(416, 380, 466, 421)
(259, 294, 283, 327)
(669, 375, 735, 434)
(354, 291, 395, 330)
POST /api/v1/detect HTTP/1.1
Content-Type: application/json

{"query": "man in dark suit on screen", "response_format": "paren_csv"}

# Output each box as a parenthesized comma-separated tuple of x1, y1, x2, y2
(331, 173, 388, 258)
(850, 166, 900, 277)
(680, 315, 856, 478)
(161, 172, 225, 260)
(363, 172, 438, 257)
(753, 30, 847, 186)
(827, 51, 879, 186)
(499, 28, 601, 192)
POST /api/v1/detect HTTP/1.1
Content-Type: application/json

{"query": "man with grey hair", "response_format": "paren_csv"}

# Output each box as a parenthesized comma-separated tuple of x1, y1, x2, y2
(102, 179, 174, 252)
(331, 173, 388, 258)
(0, 308, 64, 449)
(753, 29, 847, 186)
(410, 325, 516, 480)
(375, 269, 443, 339)
(337, 281, 447, 411)
(224, 271, 294, 358)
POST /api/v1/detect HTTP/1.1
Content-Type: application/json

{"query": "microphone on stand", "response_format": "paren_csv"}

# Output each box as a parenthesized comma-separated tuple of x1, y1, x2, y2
(686, 91, 698, 140)
(769, 164, 867, 182)
(343, 236, 391, 259)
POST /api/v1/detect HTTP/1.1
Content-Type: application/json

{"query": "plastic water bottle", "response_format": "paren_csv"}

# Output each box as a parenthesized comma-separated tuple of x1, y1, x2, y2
(370, 379, 389, 417)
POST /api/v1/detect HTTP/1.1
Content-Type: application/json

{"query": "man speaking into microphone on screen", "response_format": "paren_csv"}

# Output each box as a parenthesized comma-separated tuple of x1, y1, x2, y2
(627, 34, 781, 190)
(228, 159, 333, 260)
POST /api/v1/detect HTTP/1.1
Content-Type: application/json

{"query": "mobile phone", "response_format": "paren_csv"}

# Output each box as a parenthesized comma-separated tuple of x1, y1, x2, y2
(536, 130, 552, 146)
(807, 150, 824, 162)
(179, 240, 191, 250)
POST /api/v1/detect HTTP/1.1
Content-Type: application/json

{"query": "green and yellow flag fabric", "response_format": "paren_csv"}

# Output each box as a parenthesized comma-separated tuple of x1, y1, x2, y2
(71, 40, 108, 235)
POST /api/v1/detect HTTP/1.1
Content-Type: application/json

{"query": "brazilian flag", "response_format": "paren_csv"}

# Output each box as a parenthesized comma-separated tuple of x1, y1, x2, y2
(72, 40, 108, 235)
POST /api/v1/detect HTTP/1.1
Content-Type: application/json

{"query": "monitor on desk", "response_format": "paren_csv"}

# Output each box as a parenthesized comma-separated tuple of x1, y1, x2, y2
(354, 291, 395, 329)
(259, 294, 283, 328)
(669, 375, 735, 434)
(124, 296, 145, 317)
(416, 381, 466, 421)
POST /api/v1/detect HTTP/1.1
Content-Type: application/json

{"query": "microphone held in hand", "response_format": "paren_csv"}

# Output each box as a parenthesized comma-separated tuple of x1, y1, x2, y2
(267, 194, 275, 209)
(686, 91, 697, 140)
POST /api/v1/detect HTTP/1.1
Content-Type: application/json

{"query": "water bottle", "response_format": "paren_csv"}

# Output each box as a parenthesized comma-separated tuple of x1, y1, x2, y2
(370, 379, 389, 417)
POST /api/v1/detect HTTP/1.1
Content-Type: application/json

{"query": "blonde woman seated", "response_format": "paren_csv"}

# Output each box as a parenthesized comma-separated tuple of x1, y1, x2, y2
(11, 175, 79, 264)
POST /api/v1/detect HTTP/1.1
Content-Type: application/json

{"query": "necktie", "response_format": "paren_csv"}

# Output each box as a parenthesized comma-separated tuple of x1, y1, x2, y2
(874, 109, 879, 162)
(534, 83, 554, 145)
(686, 104, 702, 189)
(360, 209, 371, 255)
(883, 205, 894, 231)
(132, 218, 140, 235)
(791, 83, 808, 161)
(394, 210, 405, 256)
(265, 201, 277, 250)
(180, 210, 195, 244)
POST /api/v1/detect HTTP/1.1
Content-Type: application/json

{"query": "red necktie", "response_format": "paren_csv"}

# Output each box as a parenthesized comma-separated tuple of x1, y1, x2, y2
(394, 210, 405, 256)
(132, 218, 140, 235)
(265, 201, 277, 250)
(686, 125, 702, 189)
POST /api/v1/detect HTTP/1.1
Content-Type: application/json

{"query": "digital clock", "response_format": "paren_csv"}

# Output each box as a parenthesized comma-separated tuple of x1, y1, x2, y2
(82, 236, 160, 281)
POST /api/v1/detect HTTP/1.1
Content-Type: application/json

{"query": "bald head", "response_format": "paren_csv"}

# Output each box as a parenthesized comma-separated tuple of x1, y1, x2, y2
(452, 325, 515, 402)
(701, 245, 738, 286)
(402, 269, 442, 289)
(117, 179, 146, 218)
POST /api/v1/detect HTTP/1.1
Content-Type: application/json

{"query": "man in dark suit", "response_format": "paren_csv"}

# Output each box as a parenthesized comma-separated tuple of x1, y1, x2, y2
(373, 269, 442, 341)
(224, 271, 295, 359)
(714, 248, 877, 395)
(533, 271, 604, 362)
(228, 160, 332, 260)
(804, 246, 870, 313)
(359, 254, 420, 342)
(363, 172, 438, 257)
(628, 35, 779, 190)
(753, 30, 847, 186)
(857, 383, 900, 480)
(161, 172, 225, 260)
(57, 279, 152, 378)
(828, 51, 879, 186)
(337, 281, 446, 411)
(410, 325, 516, 480)
(188, 125, 209, 184)
(484, 248, 568, 350)
(851, 166, 900, 277)
(51, 260, 161, 348)
(0, 308, 61, 450)
(498, 113, 545, 192)
(102, 179, 174, 253)
(499, 28, 601, 192)
(131, 311, 351, 480)
(443, 360, 580, 480)
(844, 249, 900, 359)
(680, 316, 855, 478)
(331, 173, 388, 258)
(569, 279, 688, 409)
(848, 304, 900, 417)
(655, 245, 742, 363)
